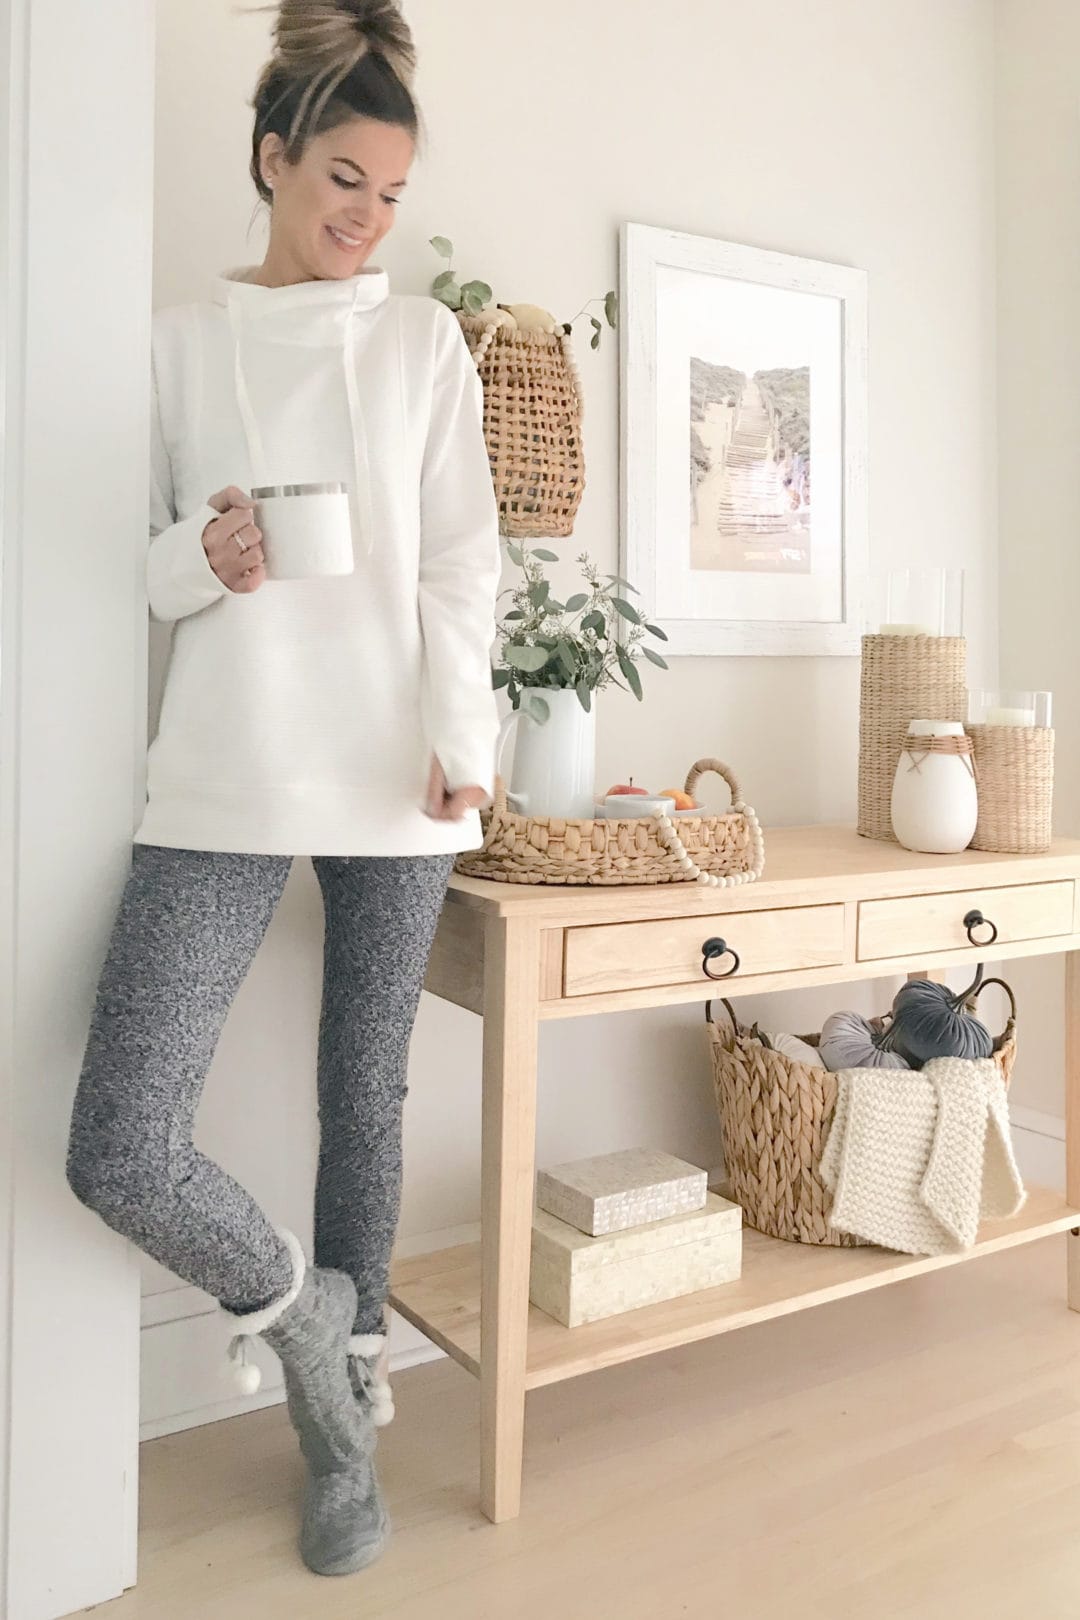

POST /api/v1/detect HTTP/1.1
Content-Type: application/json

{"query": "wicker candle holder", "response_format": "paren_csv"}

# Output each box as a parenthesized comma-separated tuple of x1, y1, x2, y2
(457, 313, 585, 538)
(968, 724, 1055, 853)
(857, 633, 967, 842)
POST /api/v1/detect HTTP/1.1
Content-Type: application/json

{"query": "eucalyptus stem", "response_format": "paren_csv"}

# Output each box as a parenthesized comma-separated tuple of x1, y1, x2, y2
(493, 538, 668, 712)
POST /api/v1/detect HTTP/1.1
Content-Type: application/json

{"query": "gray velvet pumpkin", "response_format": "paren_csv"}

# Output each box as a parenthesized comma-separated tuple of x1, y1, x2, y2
(818, 1010, 911, 1073)
(886, 974, 994, 1067)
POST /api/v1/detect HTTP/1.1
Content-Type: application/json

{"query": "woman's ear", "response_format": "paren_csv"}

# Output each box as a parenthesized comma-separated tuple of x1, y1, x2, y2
(259, 131, 283, 193)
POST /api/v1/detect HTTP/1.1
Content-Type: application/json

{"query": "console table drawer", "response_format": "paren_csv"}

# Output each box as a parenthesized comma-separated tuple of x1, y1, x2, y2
(562, 904, 846, 997)
(857, 880, 1075, 962)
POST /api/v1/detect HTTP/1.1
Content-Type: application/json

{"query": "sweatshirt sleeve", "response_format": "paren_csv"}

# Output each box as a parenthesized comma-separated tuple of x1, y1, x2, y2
(417, 307, 502, 795)
(147, 352, 229, 624)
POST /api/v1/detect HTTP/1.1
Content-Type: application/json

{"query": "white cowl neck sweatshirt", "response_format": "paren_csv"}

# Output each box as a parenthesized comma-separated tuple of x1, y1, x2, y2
(136, 263, 502, 857)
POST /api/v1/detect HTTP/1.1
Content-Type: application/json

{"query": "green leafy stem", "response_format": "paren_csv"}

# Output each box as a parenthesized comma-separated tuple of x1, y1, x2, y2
(430, 236, 617, 349)
(493, 541, 669, 717)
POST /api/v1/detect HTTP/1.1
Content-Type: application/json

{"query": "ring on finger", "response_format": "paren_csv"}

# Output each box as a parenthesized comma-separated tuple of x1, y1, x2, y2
(234, 528, 249, 554)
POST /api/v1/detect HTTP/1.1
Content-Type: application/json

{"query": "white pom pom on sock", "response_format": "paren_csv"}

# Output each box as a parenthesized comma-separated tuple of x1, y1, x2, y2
(220, 1226, 307, 1394)
(348, 1333, 395, 1426)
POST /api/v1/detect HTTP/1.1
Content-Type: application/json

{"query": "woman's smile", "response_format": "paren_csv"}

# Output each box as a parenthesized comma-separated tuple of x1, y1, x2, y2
(326, 223, 369, 251)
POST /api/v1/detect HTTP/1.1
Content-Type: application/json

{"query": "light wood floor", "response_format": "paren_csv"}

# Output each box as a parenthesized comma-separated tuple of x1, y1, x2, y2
(84, 1238, 1080, 1620)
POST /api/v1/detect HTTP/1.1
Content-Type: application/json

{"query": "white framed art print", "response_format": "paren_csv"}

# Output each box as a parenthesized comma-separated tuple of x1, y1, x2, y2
(619, 223, 867, 656)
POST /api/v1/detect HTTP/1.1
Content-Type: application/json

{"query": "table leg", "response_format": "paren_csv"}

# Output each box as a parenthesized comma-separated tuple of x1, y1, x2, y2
(479, 915, 540, 1522)
(1066, 952, 1080, 1311)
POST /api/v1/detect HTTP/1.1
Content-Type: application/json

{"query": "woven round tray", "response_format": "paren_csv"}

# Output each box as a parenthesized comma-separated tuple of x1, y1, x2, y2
(705, 991, 1018, 1247)
(454, 758, 765, 887)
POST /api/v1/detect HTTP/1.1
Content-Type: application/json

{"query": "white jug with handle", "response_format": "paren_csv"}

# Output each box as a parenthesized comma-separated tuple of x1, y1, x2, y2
(495, 688, 597, 820)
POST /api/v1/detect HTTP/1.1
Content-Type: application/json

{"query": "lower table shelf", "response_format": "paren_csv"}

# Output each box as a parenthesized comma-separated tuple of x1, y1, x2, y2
(389, 1187, 1080, 1391)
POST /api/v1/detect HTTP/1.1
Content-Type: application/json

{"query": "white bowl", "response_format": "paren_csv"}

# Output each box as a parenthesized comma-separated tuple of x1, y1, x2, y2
(600, 794, 675, 819)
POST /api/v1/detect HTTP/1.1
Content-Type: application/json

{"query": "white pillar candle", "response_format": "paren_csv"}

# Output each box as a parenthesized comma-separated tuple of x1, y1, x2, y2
(985, 706, 1035, 726)
(879, 622, 936, 636)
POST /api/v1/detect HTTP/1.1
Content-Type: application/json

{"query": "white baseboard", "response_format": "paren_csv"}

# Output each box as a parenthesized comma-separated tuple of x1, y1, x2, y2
(139, 1221, 478, 1441)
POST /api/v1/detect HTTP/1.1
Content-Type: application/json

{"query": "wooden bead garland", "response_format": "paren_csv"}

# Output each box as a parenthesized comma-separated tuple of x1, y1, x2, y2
(653, 804, 766, 887)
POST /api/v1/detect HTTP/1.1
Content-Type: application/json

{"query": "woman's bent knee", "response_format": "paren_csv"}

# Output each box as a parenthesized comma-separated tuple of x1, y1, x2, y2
(65, 1134, 160, 1238)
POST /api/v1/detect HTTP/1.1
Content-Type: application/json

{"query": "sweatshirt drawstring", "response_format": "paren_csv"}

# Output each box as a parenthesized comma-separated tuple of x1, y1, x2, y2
(341, 286, 374, 559)
(226, 285, 374, 557)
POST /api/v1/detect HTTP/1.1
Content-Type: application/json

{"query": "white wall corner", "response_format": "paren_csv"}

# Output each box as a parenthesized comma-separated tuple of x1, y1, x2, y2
(1, 0, 156, 1613)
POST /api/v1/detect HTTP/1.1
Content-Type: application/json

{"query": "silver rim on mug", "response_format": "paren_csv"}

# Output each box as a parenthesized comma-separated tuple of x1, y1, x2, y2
(250, 482, 348, 499)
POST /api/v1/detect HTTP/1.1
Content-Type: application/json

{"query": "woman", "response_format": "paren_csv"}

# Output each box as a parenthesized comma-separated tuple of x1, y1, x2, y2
(65, 0, 499, 1581)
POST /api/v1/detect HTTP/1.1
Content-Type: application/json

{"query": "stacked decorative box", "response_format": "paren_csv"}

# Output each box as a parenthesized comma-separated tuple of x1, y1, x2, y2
(529, 1147, 742, 1328)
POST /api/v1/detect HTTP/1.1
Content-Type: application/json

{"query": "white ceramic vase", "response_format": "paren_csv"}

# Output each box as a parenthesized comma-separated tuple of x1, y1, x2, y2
(890, 719, 978, 854)
(495, 688, 597, 820)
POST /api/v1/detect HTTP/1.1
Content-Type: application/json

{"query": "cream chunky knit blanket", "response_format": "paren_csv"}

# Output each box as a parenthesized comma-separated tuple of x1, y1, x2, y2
(819, 1056, 1025, 1255)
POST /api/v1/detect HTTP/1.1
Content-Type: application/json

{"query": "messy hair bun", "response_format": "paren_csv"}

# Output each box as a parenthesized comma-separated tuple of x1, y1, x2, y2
(246, 0, 421, 204)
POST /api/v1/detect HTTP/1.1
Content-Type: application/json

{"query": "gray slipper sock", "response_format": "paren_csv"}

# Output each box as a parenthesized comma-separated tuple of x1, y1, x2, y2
(300, 1426, 390, 1579)
(222, 1228, 391, 1576)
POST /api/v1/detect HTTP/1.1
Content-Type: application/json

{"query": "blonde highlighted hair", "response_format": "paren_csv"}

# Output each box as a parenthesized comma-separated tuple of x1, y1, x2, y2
(242, 0, 421, 203)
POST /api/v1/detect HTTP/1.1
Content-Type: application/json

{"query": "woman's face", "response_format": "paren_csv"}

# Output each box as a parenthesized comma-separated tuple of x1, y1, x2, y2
(260, 116, 414, 281)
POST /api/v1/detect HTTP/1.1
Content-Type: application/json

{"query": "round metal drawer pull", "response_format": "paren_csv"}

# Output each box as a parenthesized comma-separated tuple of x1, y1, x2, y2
(702, 936, 741, 980)
(964, 909, 998, 946)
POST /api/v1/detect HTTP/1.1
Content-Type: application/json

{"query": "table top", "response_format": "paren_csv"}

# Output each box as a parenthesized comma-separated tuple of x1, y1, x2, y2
(447, 825, 1080, 923)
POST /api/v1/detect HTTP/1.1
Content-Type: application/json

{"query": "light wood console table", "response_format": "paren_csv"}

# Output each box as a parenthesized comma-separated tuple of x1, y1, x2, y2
(394, 827, 1080, 1523)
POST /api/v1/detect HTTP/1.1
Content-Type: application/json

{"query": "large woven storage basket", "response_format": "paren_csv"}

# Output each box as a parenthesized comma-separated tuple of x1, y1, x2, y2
(457, 312, 584, 539)
(705, 994, 1018, 1247)
(455, 759, 764, 887)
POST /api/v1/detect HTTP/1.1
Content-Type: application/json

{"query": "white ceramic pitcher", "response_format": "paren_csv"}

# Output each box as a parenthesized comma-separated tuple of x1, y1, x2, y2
(495, 688, 597, 819)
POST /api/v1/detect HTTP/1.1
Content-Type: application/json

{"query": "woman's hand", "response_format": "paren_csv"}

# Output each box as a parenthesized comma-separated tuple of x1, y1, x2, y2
(424, 755, 489, 820)
(201, 486, 267, 594)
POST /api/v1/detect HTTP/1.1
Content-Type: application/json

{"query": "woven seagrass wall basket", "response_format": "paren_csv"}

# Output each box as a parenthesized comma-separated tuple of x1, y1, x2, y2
(456, 312, 585, 539)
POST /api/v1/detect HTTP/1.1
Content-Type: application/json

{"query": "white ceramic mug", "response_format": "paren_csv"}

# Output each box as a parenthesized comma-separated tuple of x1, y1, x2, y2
(250, 482, 354, 580)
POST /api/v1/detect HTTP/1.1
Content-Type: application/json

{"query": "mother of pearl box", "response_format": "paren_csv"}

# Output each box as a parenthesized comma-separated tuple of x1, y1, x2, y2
(530, 1148, 742, 1328)
(529, 1192, 742, 1327)
(536, 1147, 708, 1236)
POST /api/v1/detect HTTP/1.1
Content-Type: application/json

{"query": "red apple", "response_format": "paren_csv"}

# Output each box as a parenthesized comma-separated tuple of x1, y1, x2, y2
(605, 778, 650, 796)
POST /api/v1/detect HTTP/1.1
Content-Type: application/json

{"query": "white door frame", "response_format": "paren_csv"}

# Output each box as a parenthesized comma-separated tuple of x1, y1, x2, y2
(1, 0, 155, 1614)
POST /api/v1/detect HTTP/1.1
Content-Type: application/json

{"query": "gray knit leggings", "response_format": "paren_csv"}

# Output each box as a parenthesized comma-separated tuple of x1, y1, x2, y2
(66, 843, 455, 1332)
